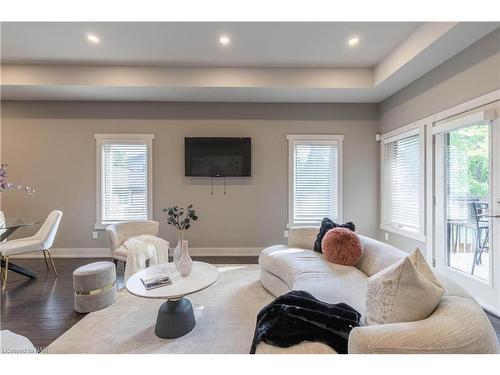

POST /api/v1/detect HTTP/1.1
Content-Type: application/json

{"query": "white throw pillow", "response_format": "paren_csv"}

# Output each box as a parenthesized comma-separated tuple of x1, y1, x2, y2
(365, 248, 444, 325)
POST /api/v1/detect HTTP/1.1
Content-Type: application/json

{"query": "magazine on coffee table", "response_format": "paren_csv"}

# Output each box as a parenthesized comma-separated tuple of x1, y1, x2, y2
(141, 273, 172, 290)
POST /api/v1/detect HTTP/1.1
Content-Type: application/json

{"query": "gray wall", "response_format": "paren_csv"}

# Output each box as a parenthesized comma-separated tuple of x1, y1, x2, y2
(378, 28, 500, 251)
(0, 102, 379, 252)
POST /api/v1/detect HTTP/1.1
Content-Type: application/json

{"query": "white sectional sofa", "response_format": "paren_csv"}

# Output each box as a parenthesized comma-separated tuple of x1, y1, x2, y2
(259, 227, 499, 354)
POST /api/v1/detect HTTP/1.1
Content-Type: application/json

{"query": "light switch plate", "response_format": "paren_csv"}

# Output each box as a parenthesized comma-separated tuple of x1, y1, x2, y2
(284, 230, 289, 238)
(92, 231, 99, 239)
(384, 232, 389, 241)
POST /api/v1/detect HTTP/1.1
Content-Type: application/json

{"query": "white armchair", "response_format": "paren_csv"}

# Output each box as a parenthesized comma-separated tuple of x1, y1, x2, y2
(105, 220, 160, 266)
(0, 210, 63, 291)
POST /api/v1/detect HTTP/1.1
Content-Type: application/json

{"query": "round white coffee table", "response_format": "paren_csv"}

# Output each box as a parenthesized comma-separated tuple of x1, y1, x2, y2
(126, 261, 219, 338)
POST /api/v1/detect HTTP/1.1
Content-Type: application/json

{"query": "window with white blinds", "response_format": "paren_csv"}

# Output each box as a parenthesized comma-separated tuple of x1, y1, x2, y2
(95, 134, 154, 228)
(381, 127, 425, 239)
(288, 135, 343, 225)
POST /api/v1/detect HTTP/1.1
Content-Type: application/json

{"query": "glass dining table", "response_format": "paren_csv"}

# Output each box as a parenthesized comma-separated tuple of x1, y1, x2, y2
(0, 217, 41, 279)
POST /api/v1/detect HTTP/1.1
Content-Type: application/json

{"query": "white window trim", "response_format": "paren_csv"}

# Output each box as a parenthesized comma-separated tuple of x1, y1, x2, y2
(95, 134, 154, 230)
(287, 134, 344, 228)
(424, 89, 500, 264)
(380, 125, 426, 242)
(432, 108, 497, 135)
(375, 89, 500, 263)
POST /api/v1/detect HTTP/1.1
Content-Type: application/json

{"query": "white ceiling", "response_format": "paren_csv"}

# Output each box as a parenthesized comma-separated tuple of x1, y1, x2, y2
(1, 22, 498, 103)
(1, 22, 419, 67)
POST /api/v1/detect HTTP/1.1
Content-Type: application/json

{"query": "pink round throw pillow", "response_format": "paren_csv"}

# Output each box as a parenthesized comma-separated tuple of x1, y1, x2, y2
(321, 228, 362, 266)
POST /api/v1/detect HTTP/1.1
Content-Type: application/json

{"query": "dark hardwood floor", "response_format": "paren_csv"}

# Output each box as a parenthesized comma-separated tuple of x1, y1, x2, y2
(0, 256, 257, 351)
(1, 257, 499, 351)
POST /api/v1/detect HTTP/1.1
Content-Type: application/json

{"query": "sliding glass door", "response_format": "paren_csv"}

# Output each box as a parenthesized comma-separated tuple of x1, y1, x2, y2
(433, 113, 500, 312)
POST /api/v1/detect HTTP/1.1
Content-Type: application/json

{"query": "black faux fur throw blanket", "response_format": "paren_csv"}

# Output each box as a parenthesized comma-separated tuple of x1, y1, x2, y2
(250, 290, 361, 354)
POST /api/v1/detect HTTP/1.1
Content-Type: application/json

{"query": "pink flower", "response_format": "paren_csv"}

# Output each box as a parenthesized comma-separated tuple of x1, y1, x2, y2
(0, 164, 34, 195)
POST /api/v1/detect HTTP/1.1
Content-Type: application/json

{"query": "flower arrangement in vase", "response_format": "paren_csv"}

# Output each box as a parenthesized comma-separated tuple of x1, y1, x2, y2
(163, 204, 198, 275)
(0, 164, 34, 195)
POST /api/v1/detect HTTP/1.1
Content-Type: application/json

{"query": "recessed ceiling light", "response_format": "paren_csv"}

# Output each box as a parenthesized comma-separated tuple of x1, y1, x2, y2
(348, 37, 360, 47)
(219, 35, 230, 46)
(86, 34, 100, 44)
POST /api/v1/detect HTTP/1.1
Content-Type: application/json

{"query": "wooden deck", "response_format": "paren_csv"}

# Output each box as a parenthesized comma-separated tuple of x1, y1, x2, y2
(449, 252, 489, 282)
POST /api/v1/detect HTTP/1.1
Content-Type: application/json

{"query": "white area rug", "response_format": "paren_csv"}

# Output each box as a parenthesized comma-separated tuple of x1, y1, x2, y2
(47, 265, 274, 354)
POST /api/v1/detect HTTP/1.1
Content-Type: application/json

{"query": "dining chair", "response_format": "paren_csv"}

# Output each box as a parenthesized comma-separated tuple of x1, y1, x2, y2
(471, 202, 489, 275)
(0, 211, 5, 240)
(0, 210, 63, 291)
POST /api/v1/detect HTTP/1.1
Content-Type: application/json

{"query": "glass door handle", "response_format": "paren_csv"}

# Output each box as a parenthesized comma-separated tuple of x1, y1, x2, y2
(485, 215, 500, 218)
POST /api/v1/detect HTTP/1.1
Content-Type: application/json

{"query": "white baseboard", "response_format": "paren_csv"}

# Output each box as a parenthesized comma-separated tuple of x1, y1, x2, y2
(11, 247, 262, 259)
(189, 247, 261, 257)
(11, 248, 111, 259)
(481, 304, 500, 318)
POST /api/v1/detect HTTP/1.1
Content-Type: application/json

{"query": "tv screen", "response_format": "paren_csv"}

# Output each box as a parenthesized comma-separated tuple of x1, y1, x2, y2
(185, 137, 251, 177)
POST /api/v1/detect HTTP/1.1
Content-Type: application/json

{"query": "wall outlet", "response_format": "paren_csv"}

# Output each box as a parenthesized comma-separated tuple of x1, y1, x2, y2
(384, 232, 389, 241)
(92, 231, 99, 240)
(284, 230, 289, 238)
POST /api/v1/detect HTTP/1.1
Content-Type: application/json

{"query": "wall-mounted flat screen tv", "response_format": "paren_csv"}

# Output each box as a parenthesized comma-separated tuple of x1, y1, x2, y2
(185, 137, 251, 177)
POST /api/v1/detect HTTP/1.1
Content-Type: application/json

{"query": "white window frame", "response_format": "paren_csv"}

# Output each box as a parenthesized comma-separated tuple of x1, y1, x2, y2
(380, 125, 426, 242)
(95, 134, 154, 229)
(287, 134, 344, 227)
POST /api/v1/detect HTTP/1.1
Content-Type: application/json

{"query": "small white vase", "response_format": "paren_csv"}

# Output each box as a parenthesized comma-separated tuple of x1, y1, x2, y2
(178, 240, 193, 277)
(173, 232, 183, 270)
